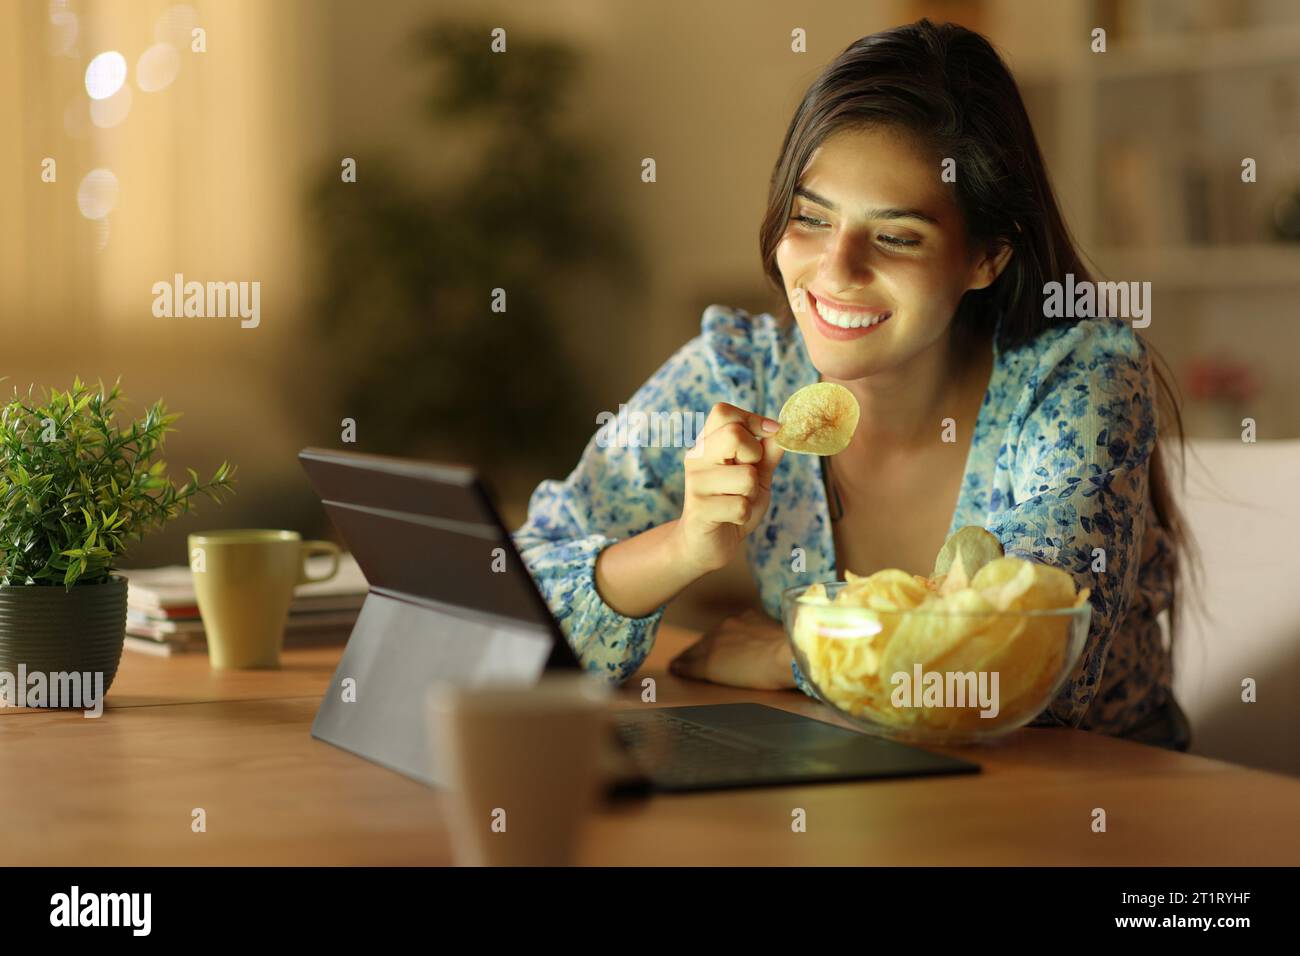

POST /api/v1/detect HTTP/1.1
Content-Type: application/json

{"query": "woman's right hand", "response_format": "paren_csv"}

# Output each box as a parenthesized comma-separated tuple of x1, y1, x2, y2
(673, 402, 786, 574)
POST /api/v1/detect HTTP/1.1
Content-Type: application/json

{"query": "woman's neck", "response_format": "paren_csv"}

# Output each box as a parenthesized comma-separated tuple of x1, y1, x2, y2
(825, 321, 993, 458)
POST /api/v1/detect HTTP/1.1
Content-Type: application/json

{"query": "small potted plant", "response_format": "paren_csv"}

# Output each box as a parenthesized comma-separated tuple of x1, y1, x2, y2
(0, 377, 235, 706)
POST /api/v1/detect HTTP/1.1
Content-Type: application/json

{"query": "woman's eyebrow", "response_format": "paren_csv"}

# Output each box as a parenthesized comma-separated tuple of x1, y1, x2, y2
(794, 186, 940, 225)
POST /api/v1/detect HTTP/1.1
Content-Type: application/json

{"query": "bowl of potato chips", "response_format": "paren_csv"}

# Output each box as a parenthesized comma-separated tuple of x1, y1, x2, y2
(780, 528, 1092, 745)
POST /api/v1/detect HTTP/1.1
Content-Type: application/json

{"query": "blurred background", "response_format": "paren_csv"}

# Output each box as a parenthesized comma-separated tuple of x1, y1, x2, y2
(3, 0, 1298, 769)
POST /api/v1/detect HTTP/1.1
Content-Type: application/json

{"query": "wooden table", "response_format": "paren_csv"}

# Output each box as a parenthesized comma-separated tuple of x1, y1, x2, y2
(2, 625, 1297, 865)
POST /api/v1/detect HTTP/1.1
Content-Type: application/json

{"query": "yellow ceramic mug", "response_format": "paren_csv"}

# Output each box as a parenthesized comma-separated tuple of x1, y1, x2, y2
(188, 530, 342, 669)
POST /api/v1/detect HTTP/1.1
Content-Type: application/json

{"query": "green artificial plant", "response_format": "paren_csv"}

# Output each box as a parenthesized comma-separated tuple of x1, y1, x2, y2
(0, 377, 236, 587)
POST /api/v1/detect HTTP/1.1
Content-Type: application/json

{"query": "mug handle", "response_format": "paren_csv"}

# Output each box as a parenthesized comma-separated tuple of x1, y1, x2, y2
(298, 540, 342, 585)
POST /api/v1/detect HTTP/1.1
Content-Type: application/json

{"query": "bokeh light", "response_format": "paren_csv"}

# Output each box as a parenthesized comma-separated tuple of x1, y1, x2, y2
(136, 43, 181, 92)
(47, 1, 78, 58)
(89, 83, 133, 128)
(76, 168, 119, 220)
(85, 50, 127, 100)
(154, 5, 199, 48)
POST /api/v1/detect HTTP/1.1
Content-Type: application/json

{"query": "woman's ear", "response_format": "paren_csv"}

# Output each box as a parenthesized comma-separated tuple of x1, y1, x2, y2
(966, 237, 1014, 291)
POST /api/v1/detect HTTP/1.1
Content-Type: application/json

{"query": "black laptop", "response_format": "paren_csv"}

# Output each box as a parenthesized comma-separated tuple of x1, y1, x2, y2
(298, 447, 979, 795)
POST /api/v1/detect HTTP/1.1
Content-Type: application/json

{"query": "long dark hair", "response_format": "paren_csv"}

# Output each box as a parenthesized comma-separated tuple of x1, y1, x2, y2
(758, 18, 1200, 649)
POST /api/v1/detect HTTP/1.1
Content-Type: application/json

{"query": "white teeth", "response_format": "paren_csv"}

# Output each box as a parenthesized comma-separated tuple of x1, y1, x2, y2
(815, 299, 890, 329)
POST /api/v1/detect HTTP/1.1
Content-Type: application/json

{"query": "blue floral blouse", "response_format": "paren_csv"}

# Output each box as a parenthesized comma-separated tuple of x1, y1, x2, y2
(512, 305, 1175, 735)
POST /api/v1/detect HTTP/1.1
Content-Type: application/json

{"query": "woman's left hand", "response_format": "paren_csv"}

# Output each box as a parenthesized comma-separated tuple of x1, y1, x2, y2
(669, 609, 796, 690)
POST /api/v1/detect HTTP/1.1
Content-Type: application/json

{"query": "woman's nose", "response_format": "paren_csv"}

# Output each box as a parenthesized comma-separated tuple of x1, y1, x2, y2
(819, 229, 876, 287)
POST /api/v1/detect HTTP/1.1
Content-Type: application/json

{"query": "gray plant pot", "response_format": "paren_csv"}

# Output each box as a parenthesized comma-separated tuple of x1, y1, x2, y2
(0, 574, 128, 708)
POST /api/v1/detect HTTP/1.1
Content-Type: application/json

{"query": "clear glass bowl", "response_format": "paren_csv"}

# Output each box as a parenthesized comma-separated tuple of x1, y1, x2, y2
(781, 581, 1091, 745)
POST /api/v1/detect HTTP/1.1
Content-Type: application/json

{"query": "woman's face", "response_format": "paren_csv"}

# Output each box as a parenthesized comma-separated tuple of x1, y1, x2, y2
(775, 124, 1007, 381)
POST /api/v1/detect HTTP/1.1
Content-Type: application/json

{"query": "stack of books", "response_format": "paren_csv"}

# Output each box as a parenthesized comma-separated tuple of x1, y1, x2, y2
(118, 553, 369, 656)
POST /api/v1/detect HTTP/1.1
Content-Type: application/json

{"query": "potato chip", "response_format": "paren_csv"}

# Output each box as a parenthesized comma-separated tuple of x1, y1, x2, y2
(878, 587, 994, 680)
(798, 582, 831, 605)
(836, 568, 930, 612)
(1005, 587, 1090, 716)
(970, 558, 1067, 613)
(774, 382, 860, 455)
(975, 560, 1035, 611)
(842, 569, 874, 589)
(933, 525, 1004, 579)
(1004, 561, 1078, 612)
(934, 615, 1043, 710)
(916, 627, 1054, 733)
(997, 616, 1071, 715)
(970, 555, 1026, 592)
(1014, 617, 1074, 712)
(938, 562, 970, 596)
(792, 599, 903, 720)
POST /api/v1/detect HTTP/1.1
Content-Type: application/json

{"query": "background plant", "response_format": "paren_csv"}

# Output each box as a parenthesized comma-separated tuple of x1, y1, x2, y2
(0, 377, 236, 587)
(309, 18, 644, 478)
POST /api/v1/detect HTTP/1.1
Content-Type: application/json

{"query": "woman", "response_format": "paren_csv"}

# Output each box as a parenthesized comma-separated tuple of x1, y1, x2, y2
(512, 19, 1194, 749)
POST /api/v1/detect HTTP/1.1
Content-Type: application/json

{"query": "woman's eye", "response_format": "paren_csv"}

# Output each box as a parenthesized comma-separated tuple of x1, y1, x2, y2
(793, 215, 920, 249)
(792, 214, 828, 229)
(878, 234, 920, 248)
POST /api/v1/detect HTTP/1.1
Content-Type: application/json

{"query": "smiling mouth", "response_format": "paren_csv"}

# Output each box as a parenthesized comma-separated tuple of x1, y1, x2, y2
(808, 291, 893, 335)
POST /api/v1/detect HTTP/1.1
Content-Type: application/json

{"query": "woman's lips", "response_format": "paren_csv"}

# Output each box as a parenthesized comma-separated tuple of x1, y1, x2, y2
(808, 291, 893, 341)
